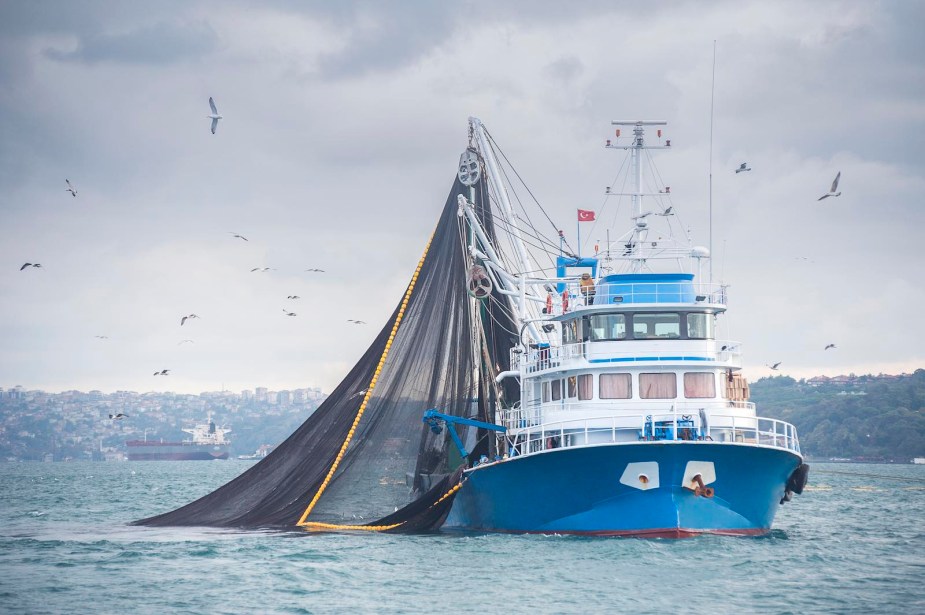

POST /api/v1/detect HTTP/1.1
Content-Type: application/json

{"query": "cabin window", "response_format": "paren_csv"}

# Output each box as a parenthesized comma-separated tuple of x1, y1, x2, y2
(542, 381, 550, 402)
(632, 313, 681, 339)
(600, 373, 632, 399)
(684, 372, 716, 398)
(551, 379, 562, 401)
(578, 374, 593, 400)
(567, 376, 578, 399)
(562, 319, 579, 344)
(686, 313, 714, 340)
(589, 313, 627, 341)
(639, 373, 677, 399)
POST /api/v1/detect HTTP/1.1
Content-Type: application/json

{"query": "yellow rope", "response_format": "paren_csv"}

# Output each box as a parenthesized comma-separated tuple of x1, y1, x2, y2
(296, 232, 435, 527)
(299, 479, 467, 533)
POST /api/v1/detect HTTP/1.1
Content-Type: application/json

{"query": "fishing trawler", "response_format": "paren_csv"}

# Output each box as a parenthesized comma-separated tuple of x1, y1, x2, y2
(438, 118, 809, 537)
(135, 118, 808, 536)
(126, 413, 230, 461)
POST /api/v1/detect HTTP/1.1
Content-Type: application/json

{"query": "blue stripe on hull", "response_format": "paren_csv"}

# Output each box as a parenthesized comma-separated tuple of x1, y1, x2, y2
(443, 443, 801, 536)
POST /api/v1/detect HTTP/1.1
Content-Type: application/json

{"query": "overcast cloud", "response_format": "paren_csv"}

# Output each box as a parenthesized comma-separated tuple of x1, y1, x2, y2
(1, 0, 922, 394)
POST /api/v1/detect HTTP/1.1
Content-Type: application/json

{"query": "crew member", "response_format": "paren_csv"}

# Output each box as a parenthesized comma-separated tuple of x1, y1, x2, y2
(579, 273, 596, 305)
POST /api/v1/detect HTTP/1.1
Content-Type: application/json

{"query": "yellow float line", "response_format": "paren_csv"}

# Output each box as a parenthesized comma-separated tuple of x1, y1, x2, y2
(299, 479, 467, 533)
(296, 232, 435, 527)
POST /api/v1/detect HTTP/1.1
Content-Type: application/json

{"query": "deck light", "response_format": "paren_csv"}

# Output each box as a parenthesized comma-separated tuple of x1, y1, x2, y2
(612, 296, 624, 303)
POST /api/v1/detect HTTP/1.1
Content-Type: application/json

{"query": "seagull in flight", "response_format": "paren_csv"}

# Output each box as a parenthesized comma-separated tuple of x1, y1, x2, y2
(824, 343, 836, 350)
(735, 163, 751, 174)
(95, 335, 109, 340)
(178, 339, 194, 345)
(65, 179, 77, 197)
(180, 314, 199, 326)
(229, 233, 248, 242)
(208, 97, 223, 134)
(304, 268, 325, 273)
(19, 263, 42, 270)
(287, 295, 300, 300)
(109, 413, 129, 420)
(818, 171, 842, 201)
(348, 388, 369, 401)
(250, 267, 273, 272)
(154, 369, 170, 376)
(282, 309, 297, 317)
(347, 319, 366, 325)
(767, 362, 782, 370)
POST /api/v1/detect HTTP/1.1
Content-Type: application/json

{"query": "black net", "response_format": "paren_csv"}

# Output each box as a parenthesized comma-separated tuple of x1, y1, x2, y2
(134, 175, 519, 530)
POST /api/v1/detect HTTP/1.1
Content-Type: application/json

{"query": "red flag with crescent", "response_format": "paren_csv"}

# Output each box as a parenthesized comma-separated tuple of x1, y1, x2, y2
(577, 209, 596, 222)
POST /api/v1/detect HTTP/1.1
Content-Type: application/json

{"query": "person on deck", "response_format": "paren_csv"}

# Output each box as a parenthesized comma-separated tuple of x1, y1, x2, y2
(579, 272, 596, 305)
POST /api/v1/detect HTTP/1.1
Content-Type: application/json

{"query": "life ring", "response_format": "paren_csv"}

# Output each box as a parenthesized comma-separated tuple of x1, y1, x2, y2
(545, 293, 553, 314)
(562, 289, 569, 312)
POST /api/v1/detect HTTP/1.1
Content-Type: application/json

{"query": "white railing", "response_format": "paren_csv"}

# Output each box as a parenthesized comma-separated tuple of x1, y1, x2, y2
(512, 340, 743, 372)
(502, 400, 756, 429)
(547, 281, 728, 316)
(498, 408, 800, 458)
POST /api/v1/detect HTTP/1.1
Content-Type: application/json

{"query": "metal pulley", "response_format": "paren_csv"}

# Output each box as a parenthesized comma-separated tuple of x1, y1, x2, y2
(458, 148, 481, 186)
(466, 264, 492, 299)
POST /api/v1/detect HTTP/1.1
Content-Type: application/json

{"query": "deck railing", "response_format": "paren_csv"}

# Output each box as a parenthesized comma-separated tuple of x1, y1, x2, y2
(497, 406, 800, 458)
(512, 340, 743, 372)
(549, 281, 728, 316)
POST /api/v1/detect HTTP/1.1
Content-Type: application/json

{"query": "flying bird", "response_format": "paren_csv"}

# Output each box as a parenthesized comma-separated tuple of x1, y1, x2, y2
(229, 233, 248, 242)
(818, 171, 842, 201)
(178, 339, 195, 345)
(348, 388, 369, 401)
(824, 343, 836, 350)
(287, 295, 300, 300)
(94, 335, 109, 339)
(347, 319, 366, 325)
(19, 263, 42, 270)
(768, 362, 782, 370)
(283, 309, 297, 317)
(65, 179, 77, 197)
(153, 369, 170, 376)
(109, 413, 128, 420)
(735, 163, 751, 174)
(304, 268, 325, 273)
(250, 267, 272, 273)
(208, 97, 223, 134)
(180, 314, 199, 326)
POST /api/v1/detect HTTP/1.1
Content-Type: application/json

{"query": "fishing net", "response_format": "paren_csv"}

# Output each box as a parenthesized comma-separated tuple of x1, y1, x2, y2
(134, 174, 519, 530)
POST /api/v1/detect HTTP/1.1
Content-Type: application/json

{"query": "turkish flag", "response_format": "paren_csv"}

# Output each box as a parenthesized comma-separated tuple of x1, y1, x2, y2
(577, 209, 596, 222)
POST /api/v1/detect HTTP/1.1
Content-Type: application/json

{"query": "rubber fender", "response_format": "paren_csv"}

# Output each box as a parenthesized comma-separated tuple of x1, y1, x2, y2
(786, 463, 810, 495)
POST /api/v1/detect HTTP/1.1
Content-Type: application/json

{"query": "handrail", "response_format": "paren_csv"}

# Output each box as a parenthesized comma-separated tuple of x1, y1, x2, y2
(546, 281, 728, 316)
(512, 340, 742, 372)
(499, 411, 800, 458)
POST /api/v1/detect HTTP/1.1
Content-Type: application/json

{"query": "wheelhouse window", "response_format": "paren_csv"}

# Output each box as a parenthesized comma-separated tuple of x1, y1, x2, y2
(542, 381, 550, 402)
(588, 313, 626, 341)
(578, 374, 593, 400)
(632, 313, 681, 339)
(567, 376, 578, 399)
(686, 313, 714, 340)
(684, 372, 716, 398)
(562, 319, 579, 344)
(600, 373, 632, 399)
(551, 379, 562, 401)
(639, 373, 677, 399)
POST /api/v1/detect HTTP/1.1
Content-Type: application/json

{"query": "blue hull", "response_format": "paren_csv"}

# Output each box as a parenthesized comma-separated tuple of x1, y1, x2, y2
(443, 443, 802, 537)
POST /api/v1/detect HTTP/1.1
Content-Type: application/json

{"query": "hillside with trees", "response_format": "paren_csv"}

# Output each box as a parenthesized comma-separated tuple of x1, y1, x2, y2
(749, 369, 925, 461)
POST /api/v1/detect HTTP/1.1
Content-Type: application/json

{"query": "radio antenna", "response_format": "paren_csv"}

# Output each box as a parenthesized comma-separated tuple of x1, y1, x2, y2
(709, 40, 716, 282)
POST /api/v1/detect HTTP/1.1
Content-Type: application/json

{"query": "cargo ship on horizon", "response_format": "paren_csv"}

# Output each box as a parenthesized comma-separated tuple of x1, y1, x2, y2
(126, 413, 230, 461)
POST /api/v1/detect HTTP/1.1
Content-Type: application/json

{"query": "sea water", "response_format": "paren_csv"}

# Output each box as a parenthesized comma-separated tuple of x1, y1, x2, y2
(1, 461, 922, 614)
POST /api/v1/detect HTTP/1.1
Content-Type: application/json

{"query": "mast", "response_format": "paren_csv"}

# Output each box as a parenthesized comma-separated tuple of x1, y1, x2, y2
(608, 120, 667, 272)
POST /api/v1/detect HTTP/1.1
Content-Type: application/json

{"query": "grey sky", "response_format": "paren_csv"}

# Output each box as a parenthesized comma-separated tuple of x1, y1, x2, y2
(1, 0, 922, 394)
